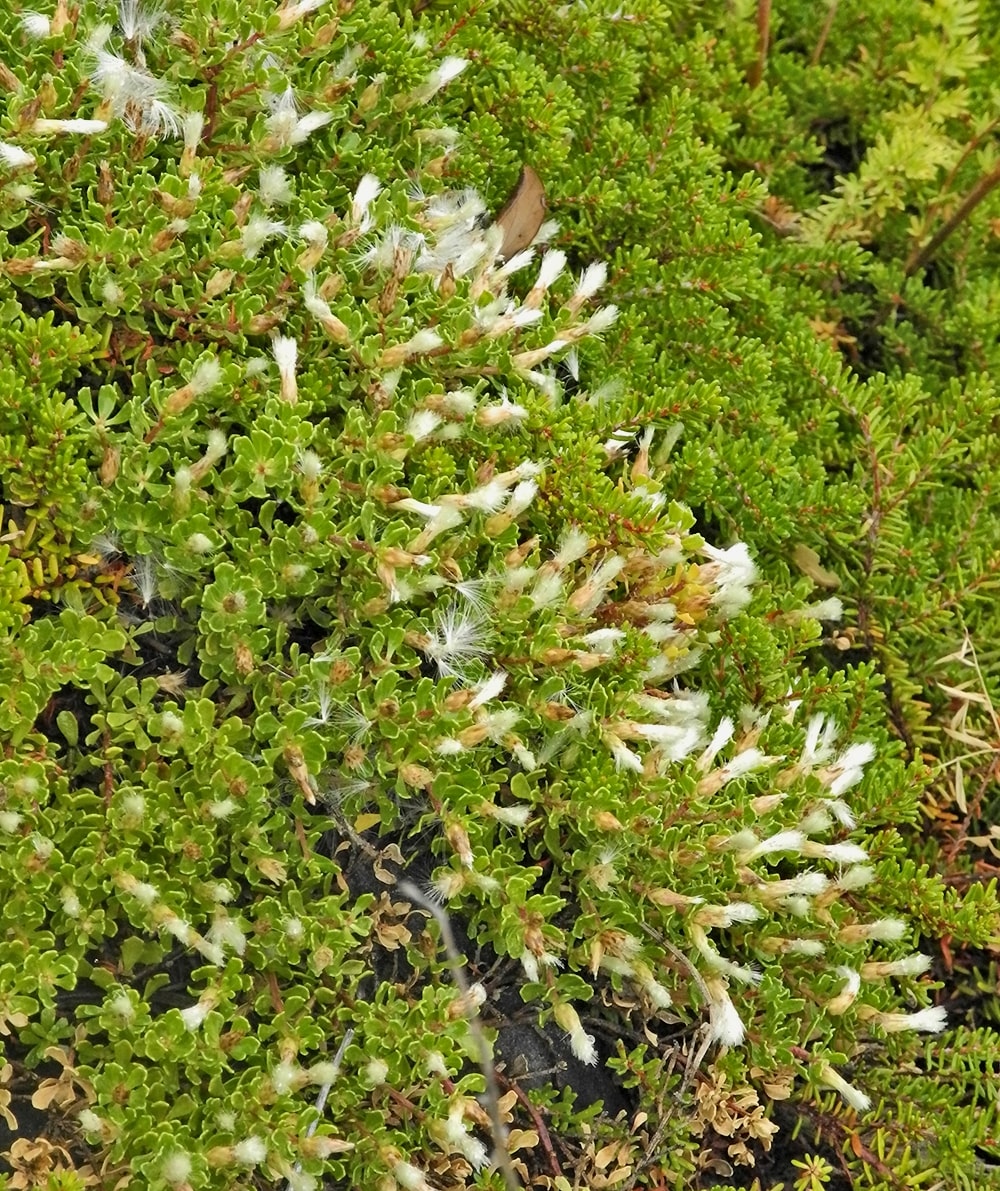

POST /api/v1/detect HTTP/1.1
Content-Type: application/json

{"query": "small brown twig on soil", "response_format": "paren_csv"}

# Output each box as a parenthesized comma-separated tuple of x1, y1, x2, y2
(327, 804, 380, 859)
(617, 1046, 684, 1191)
(494, 1071, 563, 1181)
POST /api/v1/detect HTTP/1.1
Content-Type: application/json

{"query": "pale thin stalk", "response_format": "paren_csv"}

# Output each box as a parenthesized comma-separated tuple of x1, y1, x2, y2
(283, 1029, 354, 1191)
(400, 881, 520, 1191)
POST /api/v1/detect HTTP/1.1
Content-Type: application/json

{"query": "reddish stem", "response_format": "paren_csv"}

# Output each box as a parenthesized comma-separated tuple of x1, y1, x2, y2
(748, 0, 772, 88)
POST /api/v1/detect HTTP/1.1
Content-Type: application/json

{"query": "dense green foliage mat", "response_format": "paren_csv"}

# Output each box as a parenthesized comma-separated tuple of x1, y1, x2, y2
(1, 2, 1000, 1189)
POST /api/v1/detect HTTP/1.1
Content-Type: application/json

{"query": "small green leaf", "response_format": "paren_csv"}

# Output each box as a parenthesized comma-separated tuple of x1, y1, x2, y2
(56, 709, 79, 746)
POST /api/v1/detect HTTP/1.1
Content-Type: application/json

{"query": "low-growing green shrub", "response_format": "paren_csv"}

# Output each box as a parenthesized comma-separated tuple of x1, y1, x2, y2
(0, 2, 998, 1190)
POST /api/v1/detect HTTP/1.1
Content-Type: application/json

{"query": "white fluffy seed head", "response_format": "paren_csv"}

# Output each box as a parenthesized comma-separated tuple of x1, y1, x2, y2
(861, 953, 932, 979)
(574, 261, 607, 301)
(837, 864, 875, 890)
(233, 1136, 267, 1165)
(162, 1152, 192, 1185)
(131, 880, 158, 906)
(877, 1005, 947, 1034)
(258, 164, 292, 205)
(351, 173, 382, 224)
(272, 334, 297, 376)
(298, 219, 328, 247)
(554, 526, 590, 567)
(297, 449, 323, 481)
(801, 840, 868, 864)
(819, 1063, 871, 1112)
(535, 249, 567, 290)
(109, 992, 135, 1020)
(787, 939, 826, 956)
(705, 978, 744, 1047)
(183, 110, 203, 150)
(407, 409, 442, 441)
(78, 1109, 104, 1134)
(422, 605, 489, 678)
(0, 140, 36, 167)
(20, 11, 51, 37)
(189, 356, 222, 394)
(424, 1050, 448, 1077)
(364, 1058, 389, 1086)
(865, 918, 908, 941)
(307, 1060, 339, 1085)
(179, 1002, 209, 1031)
(270, 1059, 298, 1095)
(160, 710, 183, 736)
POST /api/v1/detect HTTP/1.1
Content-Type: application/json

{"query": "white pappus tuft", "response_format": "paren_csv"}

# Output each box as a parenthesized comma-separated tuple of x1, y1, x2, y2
(0, 141, 36, 168)
(20, 11, 51, 37)
(421, 604, 490, 678)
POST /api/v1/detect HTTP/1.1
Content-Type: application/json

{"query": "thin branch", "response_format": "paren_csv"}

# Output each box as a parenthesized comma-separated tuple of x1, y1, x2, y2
(326, 803, 380, 859)
(495, 1071, 562, 1180)
(400, 881, 521, 1191)
(905, 158, 1000, 276)
(811, 1, 839, 66)
(908, 115, 1000, 249)
(638, 923, 715, 1099)
(747, 0, 772, 89)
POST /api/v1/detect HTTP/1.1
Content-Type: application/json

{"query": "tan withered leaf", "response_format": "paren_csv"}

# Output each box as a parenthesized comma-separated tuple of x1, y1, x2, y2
(791, 543, 841, 589)
(495, 166, 546, 260)
(507, 1128, 540, 1153)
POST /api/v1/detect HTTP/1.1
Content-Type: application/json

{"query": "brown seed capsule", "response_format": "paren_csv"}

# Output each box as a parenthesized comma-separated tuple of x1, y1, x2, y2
(99, 445, 120, 486)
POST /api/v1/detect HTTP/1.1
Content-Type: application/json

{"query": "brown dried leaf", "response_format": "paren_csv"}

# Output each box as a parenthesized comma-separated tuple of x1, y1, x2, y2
(507, 1128, 540, 1153)
(594, 1142, 620, 1170)
(791, 543, 840, 589)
